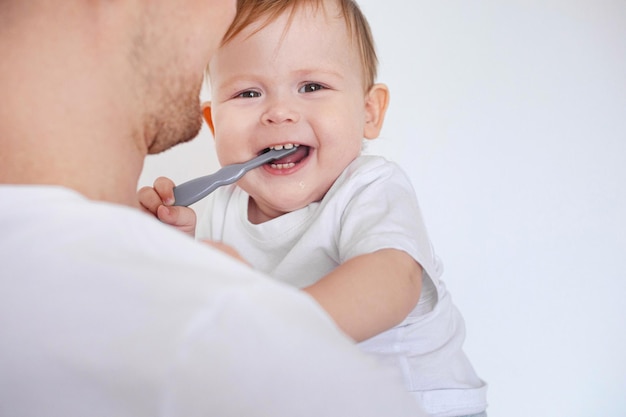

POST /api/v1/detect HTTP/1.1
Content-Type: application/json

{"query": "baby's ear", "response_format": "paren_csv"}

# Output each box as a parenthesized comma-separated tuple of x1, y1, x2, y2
(363, 84, 390, 140)
(201, 101, 215, 136)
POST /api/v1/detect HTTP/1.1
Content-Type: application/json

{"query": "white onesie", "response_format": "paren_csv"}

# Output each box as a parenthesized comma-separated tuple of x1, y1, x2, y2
(198, 155, 487, 417)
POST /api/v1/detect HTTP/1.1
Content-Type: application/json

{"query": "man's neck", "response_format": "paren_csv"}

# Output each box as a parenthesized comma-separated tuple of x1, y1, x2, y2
(0, 131, 146, 207)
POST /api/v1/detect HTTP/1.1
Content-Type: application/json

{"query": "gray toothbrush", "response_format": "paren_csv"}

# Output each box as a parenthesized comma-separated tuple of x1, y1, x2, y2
(173, 146, 298, 207)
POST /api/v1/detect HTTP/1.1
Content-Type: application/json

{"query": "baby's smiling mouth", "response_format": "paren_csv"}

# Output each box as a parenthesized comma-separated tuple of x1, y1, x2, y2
(264, 144, 310, 169)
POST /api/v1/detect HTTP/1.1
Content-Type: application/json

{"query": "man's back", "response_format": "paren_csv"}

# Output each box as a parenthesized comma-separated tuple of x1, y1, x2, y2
(0, 185, 426, 417)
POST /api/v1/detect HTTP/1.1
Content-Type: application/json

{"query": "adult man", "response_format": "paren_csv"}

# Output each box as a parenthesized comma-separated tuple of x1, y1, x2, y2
(0, 0, 426, 416)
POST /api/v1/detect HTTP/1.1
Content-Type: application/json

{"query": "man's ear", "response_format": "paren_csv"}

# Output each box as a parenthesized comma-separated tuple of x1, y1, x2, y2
(363, 83, 390, 140)
(201, 101, 215, 136)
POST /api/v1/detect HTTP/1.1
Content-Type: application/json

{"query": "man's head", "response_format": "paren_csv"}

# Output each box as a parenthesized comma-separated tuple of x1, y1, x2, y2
(0, 0, 237, 204)
(137, 0, 238, 154)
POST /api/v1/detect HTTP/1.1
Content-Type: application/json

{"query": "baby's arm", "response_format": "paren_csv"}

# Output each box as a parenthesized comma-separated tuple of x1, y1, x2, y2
(138, 176, 198, 237)
(303, 248, 422, 342)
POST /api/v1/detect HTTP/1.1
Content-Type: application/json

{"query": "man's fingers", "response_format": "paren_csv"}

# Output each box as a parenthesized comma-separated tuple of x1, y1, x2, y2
(202, 240, 251, 266)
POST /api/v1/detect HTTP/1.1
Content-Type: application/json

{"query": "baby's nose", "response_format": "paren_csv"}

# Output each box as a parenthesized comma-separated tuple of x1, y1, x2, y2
(261, 99, 300, 125)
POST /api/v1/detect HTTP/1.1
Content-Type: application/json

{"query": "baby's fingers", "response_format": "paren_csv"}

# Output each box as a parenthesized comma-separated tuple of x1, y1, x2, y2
(156, 205, 197, 236)
(138, 186, 165, 216)
(153, 177, 176, 206)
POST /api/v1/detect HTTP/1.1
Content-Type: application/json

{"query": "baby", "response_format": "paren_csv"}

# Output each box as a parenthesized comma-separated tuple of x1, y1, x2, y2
(140, 1, 487, 415)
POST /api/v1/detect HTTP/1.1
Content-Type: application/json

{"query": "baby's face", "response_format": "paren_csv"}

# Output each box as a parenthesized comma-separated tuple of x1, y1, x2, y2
(207, 2, 375, 223)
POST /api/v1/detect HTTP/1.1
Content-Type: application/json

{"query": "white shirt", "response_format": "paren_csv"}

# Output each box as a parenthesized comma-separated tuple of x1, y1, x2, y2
(198, 156, 488, 417)
(0, 185, 427, 417)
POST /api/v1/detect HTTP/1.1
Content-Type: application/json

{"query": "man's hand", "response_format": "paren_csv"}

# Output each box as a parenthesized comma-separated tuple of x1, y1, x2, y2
(202, 240, 251, 266)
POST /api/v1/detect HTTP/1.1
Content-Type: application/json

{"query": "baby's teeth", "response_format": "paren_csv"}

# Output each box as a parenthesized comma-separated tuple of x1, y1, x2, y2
(270, 143, 299, 150)
(271, 162, 296, 169)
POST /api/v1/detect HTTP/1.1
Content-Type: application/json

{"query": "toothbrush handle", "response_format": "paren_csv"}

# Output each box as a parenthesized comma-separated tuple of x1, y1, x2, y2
(172, 147, 297, 207)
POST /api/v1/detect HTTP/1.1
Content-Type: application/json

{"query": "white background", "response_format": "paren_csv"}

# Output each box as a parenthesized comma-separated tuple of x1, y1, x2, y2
(139, 1, 626, 415)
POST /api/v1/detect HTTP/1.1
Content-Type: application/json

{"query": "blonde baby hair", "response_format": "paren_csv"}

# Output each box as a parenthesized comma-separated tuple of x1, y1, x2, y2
(218, 0, 378, 90)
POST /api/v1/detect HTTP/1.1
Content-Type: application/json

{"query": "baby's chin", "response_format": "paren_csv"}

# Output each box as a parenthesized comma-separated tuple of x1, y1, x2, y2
(247, 188, 327, 222)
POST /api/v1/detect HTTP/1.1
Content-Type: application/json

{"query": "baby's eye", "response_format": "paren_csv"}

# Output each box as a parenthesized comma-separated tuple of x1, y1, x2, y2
(235, 90, 261, 99)
(298, 83, 326, 93)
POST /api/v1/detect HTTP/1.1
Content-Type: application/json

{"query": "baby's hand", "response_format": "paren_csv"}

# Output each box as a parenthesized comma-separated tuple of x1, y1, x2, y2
(138, 176, 197, 237)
